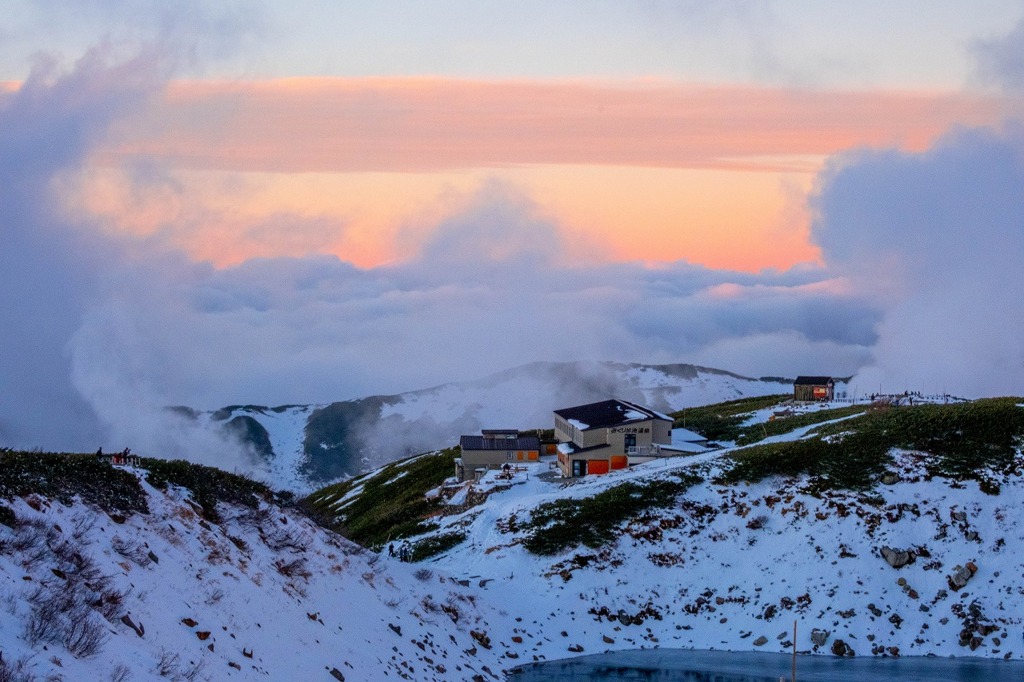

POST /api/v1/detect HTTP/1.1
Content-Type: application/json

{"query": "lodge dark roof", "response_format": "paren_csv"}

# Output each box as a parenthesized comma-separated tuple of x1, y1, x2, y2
(794, 376, 835, 385)
(553, 399, 670, 431)
(460, 435, 540, 451)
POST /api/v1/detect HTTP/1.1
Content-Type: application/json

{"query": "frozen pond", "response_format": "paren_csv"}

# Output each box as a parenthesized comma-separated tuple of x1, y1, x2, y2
(508, 649, 1024, 681)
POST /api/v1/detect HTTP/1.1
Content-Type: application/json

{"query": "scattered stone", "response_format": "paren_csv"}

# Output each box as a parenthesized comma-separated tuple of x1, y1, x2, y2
(602, 635, 615, 644)
(121, 614, 145, 638)
(880, 546, 914, 569)
(753, 636, 769, 646)
(181, 618, 198, 628)
(328, 668, 345, 681)
(948, 564, 976, 591)
(196, 631, 211, 641)
(388, 624, 402, 636)
(831, 639, 855, 657)
(867, 604, 883, 617)
(810, 629, 829, 647)
(470, 630, 491, 649)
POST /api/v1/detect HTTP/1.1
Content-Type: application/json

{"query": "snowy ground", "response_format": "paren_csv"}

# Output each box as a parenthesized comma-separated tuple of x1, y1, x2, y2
(2, 396, 1017, 681)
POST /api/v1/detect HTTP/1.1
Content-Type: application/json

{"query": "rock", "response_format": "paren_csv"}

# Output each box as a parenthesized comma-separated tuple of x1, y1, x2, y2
(329, 669, 345, 681)
(121, 614, 145, 638)
(867, 604, 883, 617)
(602, 635, 615, 644)
(196, 631, 211, 641)
(753, 636, 769, 646)
(880, 546, 914, 569)
(471, 630, 492, 649)
(881, 473, 899, 485)
(948, 565, 975, 590)
(831, 639, 855, 657)
(762, 604, 778, 621)
(810, 629, 829, 647)
(181, 617, 198, 628)
(388, 623, 401, 636)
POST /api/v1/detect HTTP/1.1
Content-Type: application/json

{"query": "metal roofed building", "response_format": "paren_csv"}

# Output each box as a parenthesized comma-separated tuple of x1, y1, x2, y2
(793, 376, 835, 402)
(455, 430, 541, 481)
(553, 399, 673, 478)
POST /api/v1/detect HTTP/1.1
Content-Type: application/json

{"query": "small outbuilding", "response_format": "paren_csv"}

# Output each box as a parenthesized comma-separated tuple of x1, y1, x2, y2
(455, 430, 541, 482)
(793, 376, 835, 402)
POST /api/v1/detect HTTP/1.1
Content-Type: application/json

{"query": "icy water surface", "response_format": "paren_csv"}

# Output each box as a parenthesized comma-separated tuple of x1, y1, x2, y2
(507, 649, 1024, 681)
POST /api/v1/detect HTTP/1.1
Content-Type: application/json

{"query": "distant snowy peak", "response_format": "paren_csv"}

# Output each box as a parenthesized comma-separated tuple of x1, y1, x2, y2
(210, 361, 793, 492)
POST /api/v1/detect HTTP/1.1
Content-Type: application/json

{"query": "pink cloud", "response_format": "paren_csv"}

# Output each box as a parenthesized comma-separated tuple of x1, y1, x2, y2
(97, 78, 1005, 173)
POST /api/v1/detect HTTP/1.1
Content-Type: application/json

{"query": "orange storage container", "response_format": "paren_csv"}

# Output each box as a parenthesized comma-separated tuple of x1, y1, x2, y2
(587, 459, 610, 475)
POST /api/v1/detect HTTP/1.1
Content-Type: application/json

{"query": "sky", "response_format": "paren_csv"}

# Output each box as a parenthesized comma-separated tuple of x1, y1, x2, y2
(2, 1, 1024, 452)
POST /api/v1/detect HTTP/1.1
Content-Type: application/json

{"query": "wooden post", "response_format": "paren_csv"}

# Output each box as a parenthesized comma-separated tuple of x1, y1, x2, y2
(791, 620, 797, 681)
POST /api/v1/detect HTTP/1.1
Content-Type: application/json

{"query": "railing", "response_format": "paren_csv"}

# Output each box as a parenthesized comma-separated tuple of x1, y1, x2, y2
(627, 444, 661, 456)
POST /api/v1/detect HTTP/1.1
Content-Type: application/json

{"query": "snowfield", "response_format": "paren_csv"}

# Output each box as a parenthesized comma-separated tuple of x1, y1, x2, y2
(3, 395, 1023, 681)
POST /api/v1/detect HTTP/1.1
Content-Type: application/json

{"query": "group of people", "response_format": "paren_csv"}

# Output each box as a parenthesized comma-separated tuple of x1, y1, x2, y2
(387, 542, 413, 562)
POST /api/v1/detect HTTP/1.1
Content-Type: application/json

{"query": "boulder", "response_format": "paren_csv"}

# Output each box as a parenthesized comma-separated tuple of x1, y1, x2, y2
(753, 636, 769, 646)
(831, 639, 855, 657)
(810, 629, 829, 647)
(948, 564, 975, 591)
(880, 546, 914, 569)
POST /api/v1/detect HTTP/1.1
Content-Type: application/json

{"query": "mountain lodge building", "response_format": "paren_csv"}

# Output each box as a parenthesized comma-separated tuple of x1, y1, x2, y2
(553, 399, 673, 478)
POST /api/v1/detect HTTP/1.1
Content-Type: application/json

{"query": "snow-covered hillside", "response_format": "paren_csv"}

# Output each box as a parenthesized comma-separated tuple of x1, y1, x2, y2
(2, 397, 1023, 682)
(0, 462, 518, 681)
(313, 397, 1024, 669)
(208, 361, 792, 492)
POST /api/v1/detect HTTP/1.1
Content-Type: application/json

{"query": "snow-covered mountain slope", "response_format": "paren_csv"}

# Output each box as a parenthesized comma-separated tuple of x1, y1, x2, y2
(0, 459, 519, 682)
(2, 398, 1022, 682)
(208, 361, 793, 492)
(312, 397, 1024, 668)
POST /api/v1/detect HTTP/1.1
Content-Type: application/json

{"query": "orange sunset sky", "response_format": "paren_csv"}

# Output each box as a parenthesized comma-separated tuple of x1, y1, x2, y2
(65, 78, 1003, 272)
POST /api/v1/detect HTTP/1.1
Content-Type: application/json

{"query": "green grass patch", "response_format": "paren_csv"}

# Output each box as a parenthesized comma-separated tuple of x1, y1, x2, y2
(0, 451, 149, 515)
(411, 531, 467, 561)
(303, 448, 457, 548)
(522, 474, 701, 556)
(720, 398, 1024, 490)
(143, 458, 273, 522)
(734, 405, 867, 445)
(670, 394, 789, 442)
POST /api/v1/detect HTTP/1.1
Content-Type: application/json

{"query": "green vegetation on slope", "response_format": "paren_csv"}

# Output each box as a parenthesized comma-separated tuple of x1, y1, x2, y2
(522, 473, 701, 556)
(734, 404, 867, 445)
(143, 458, 274, 522)
(0, 451, 148, 515)
(304, 448, 458, 549)
(720, 398, 1024, 491)
(670, 394, 789, 442)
